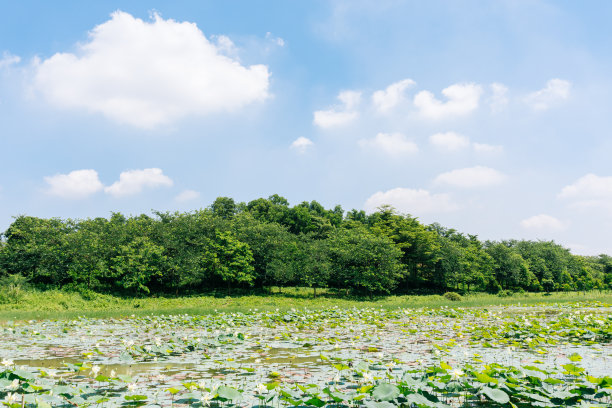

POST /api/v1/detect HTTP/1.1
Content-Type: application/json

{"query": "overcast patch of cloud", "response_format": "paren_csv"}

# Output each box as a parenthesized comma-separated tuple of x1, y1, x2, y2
(31, 11, 270, 129)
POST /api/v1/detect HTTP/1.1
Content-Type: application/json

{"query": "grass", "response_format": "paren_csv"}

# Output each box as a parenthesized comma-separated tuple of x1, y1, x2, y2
(1, 287, 610, 322)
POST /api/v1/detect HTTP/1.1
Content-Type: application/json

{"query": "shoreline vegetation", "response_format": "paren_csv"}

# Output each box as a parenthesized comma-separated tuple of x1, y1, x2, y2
(0, 288, 610, 322)
(0, 196, 610, 301)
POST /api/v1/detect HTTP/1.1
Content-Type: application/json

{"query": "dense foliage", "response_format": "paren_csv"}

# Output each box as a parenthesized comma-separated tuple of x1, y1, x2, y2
(0, 195, 610, 296)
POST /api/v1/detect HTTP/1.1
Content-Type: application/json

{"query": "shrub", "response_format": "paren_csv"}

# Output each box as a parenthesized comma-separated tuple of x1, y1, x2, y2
(443, 292, 463, 302)
(0, 274, 29, 304)
(497, 289, 513, 297)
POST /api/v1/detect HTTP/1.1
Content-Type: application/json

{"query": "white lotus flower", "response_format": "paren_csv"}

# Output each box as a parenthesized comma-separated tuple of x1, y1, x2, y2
(255, 383, 267, 394)
(6, 379, 19, 390)
(127, 383, 137, 392)
(1, 358, 14, 367)
(451, 369, 465, 380)
(4, 392, 17, 404)
(361, 372, 373, 383)
(90, 365, 101, 376)
(200, 392, 213, 406)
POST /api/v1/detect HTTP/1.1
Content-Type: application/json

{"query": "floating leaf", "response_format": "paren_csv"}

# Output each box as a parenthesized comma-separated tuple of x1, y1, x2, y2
(481, 387, 509, 404)
(216, 385, 242, 401)
(371, 383, 400, 401)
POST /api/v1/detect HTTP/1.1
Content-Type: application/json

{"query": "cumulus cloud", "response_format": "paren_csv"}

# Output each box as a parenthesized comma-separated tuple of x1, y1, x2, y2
(429, 131, 470, 151)
(372, 79, 415, 113)
(105, 168, 173, 197)
(290, 136, 314, 153)
(489, 82, 508, 113)
(0, 52, 20, 69)
(175, 189, 201, 202)
(434, 166, 505, 188)
(313, 90, 361, 128)
(559, 174, 612, 199)
(358, 132, 418, 157)
(525, 79, 571, 111)
(364, 188, 458, 214)
(44, 169, 104, 199)
(559, 174, 612, 210)
(520, 214, 566, 231)
(473, 143, 503, 154)
(413, 83, 482, 119)
(31, 11, 270, 128)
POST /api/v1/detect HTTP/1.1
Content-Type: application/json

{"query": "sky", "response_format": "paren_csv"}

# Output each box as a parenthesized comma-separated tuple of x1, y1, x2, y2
(1, 0, 612, 255)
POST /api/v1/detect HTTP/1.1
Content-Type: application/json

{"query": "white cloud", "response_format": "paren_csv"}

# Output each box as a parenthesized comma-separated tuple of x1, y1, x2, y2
(211, 35, 239, 58)
(290, 136, 314, 153)
(265, 32, 285, 47)
(105, 168, 173, 197)
(559, 174, 612, 199)
(559, 174, 612, 211)
(0, 52, 20, 69)
(434, 166, 505, 188)
(358, 132, 418, 157)
(429, 131, 470, 151)
(364, 188, 458, 214)
(489, 82, 508, 113)
(473, 143, 504, 154)
(31, 11, 270, 128)
(313, 90, 361, 128)
(44, 169, 104, 199)
(372, 79, 415, 113)
(525, 78, 571, 111)
(175, 189, 201, 202)
(520, 214, 566, 231)
(413, 83, 483, 119)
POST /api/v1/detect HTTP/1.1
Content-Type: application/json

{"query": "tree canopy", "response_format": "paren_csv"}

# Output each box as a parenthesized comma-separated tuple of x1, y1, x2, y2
(0, 195, 609, 296)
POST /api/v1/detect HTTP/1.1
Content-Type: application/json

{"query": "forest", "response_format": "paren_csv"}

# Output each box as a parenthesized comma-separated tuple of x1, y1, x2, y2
(0, 195, 610, 297)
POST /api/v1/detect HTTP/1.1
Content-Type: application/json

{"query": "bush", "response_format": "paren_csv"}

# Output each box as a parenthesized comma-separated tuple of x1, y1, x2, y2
(0, 274, 29, 304)
(497, 289, 513, 297)
(443, 292, 463, 302)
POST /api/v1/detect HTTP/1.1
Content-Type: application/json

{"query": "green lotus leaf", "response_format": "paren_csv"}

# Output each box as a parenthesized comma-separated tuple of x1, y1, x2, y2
(481, 386, 510, 404)
(216, 385, 243, 401)
(371, 383, 400, 401)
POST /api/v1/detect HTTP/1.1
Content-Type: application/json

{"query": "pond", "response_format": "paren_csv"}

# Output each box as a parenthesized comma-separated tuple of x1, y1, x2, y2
(1, 302, 610, 407)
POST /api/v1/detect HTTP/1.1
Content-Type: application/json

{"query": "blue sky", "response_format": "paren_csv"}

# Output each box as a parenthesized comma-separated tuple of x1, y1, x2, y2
(1, 0, 612, 255)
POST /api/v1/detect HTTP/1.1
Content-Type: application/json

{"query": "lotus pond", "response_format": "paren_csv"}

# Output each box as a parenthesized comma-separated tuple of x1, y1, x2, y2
(1, 301, 611, 407)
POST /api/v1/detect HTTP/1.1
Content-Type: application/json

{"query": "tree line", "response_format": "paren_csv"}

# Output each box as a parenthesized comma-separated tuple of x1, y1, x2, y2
(0, 195, 610, 297)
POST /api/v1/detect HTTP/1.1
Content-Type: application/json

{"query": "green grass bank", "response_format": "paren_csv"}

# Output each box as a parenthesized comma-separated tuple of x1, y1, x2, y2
(1, 288, 610, 321)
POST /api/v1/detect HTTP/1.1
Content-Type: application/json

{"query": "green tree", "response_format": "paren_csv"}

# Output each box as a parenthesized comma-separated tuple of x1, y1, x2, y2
(327, 226, 404, 296)
(110, 236, 166, 295)
(206, 230, 255, 292)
